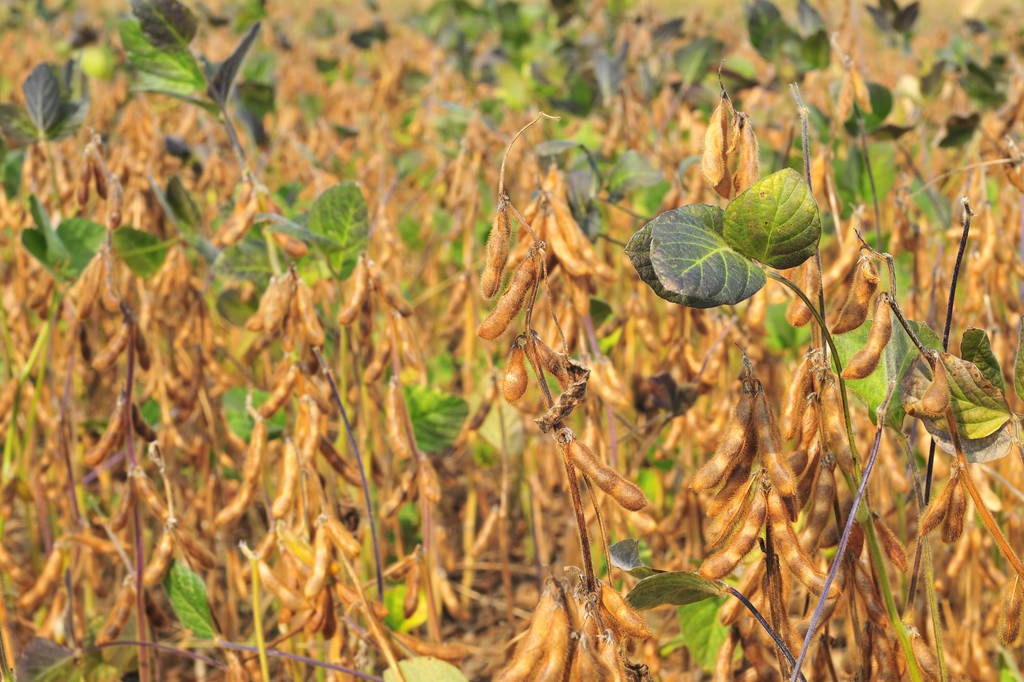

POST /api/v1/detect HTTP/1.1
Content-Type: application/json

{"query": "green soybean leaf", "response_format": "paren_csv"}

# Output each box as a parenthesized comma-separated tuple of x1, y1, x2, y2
(722, 168, 821, 269)
(56, 219, 106, 280)
(222, 386, 285, 440)
(0, 104, 37, 145)
(213, 235, 273, 284)
(130, 0, 198, 50)
(901, 352, 1012, 448)
(672, 36, 723, 86)
(383, 658, 468, 682)
(403, 385, 468, 453)
(22, 64, 61, 133)
(166, 175, 201, 231)
(676, 597, 729, 672)
(209, 22, 261, 107)
(626, 571, 724, 610)
(1015, 317, 1024, 404)
(746, 0, 796, 61)
(308, 181, 369, 280)
(626, 204, 765, 309)
(120, 18, 206, 97)
(961, 327, 1004, 392)
(164, 561, 216, 639)
(256, 213, 343, 249)
(111, 227, 169, 278)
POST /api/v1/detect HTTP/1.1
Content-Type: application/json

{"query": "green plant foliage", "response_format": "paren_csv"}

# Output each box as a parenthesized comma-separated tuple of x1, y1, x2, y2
(21, 198, 105, 281)
(1016, 318, 1024, 405)
(403, 385, 469, 453)
(383, 657, 469, 682)
(130, 0, 198, 50)
(308, 181, 369, 280)
(222, 386, 287, 440)
(673, 597, 730, 672)
(961, 327, 1005, 392)
(626, 204, 766, 308)
(721, 168, 822, 269)
(119, 18, 207, 98)
(164, 561, 216, 639)
(111, 227, 169, 278)
(626, 570, 724, 609)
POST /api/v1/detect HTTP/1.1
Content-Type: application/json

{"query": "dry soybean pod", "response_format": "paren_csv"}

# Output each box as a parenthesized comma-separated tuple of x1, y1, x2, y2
(142, 531, 176, 587)
(257, 363, 299, 419)
(528, 604, 571, 682)
(918, 471, 955, 537)
(753, 391, 795, 499)
(1000, 575, 1024, 646)
(785, 257, 820, 328)
(95, 579, 136, 645)
(941, 473, 967, 545)
(563, 430, 648, 511)
(702, 91, 731, 191)
(481, 200, 511, 299)
(782, 352, 814, 440)
(257, 558, 308, 611)
(385, 376, 413, 460)
(919, 353, 950, 416)
(324, 516, 361, 559)
(304, 522, 332, 601)
(294, 277, 325, 346)
(732, 112, 760, 194)
(271, 439, 300, 519)
(494, 578, 568, 682)
(503, 335, 529, 402)
(692, 387, 755, 491)
(842, 293, 892, 380)
(798, 456, 836, 552)
(92, 319, 131, 372)
(768, 489, 839, 598)
(829, 256, 878, 334)
(18, 540, 65, 613)
(368, 259, 413, 317)
(173, 528, 217, 571)
(336, 254, 369, 325)
(83, 394, 126, 467)
(403, 560, 421, 618)
(478, 248, 539, 340)
(599, 580, 651, 640)
(131, 402, 157, 442)
(700, 486, 767, 580)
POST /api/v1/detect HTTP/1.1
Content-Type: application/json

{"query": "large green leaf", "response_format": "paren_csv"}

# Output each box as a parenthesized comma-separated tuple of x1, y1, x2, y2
(901, 352, 1013, 461)
(675, 597, 730, 672)
(22, 63, 61, 133)
(130, 0, 198, 50)
(111, 226, 169, 278)
(22, 206, 105, 282)
(626, 204, 766, 308)
(307, 181, 369, 280)
(960, 327, 1004, 392)
(208, 22, 261, 107)
(626, 570, 724, 610)
(722, 168, 821, 269)
(120, 18, 206, 96)
(164, 561, 216, 639)
(403, 385, 468, 453)
(746, 0, 797, 61)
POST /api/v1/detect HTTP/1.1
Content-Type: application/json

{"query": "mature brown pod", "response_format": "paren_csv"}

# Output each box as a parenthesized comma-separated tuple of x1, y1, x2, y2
(142, 532, 176, 587)
(767, 489, 839, 598)
(918, 471, 957, 537)
(337, 255, 369, 325)
(842, 293, 892, 379)
(941, 474, 967, 545)
(829, 257, 878, 334)
(732, 113, 760, 194)
(83, 395, 126, 467)
(702, 92, 731, 193)
(95, 580, 136, 646)
(919, 354, 950, 416)
(700, 487, 767, 579)
(494, 578, 569, 682)
(599, 580, 652, 640)
(563, 430, 649, 511)
(1000, 575, 1024, 646)
(691, 387, 755, 491)
(503, 337, 528, 402)
(798, 455, 835, 552)
(753, 391, 795, 499)
(294, 279, 325, 346)
(478, 249, 539, 340)
(786, 258, 820, 328)
(92, 320, 131, 372)
(481, 202, 511, 299)
(782, 352, 814, 440)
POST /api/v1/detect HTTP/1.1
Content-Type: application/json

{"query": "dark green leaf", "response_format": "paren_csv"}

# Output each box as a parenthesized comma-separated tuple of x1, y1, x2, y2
(209, 22, 261, 107)
(0, 104, 37, 145)
(608, 150, 662, 200)
(383, 657, 468, 682)
(130, 0, 198, 50)
(120, 18, 206, 96)
(939, 112, 979, 148)
(56, 218, 106, 280)
(23, 63, 61, 133)
(1016, 317, 1024, 404)
(843, 82, 893, 133)
(895, 2, 920, 32)
(792, 29, 830, 71)
(672, 37, 722, 86)
(308, 181, 369, 280)
(15, 638, 77, 682)
(677, 597, 730, 672)
(961, 327, 1004, 392)
(213, 235, 272, 284)
(722, 168, 821, 269)
(747, 0, 796, 61)
(403, 385, 469, 453)
(45, 100, 89, 141)
(166, 175, 201, 231)
(111, 226, 169, 278)
(237, 81, 275, 117)
(626, 204, 766, 308)
(164, 561, 216, 639)
(28, 194, 67, 262)
(626, 570, 724, 610)
(3, 147, 24, 198)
